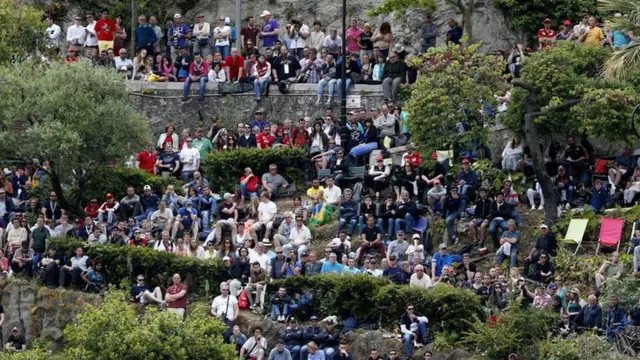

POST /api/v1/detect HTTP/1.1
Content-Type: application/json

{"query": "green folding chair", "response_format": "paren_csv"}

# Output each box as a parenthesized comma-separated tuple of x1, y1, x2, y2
(561, 218, 589, 255)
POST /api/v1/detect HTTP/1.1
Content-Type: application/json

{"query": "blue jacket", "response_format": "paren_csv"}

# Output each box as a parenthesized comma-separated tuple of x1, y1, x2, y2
(198, 194, 218, 216)
(456, 169, 478, 187)
(590, 187, 608, 211)
(443, 194, 467, 216)
(135, 24, 158, 49)
(140, 194, 159, 212)
(574, 304, 602, 328)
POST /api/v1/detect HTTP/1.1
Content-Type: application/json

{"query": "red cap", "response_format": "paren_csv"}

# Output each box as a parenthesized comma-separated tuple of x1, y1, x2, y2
(563, 19, 572, 26)
(544, 17, 552, 23)
(106, 193, 114, 199)
(430, 152, 438, 160)
(376, 155, 384, 161)
(461, 158, 470, 164)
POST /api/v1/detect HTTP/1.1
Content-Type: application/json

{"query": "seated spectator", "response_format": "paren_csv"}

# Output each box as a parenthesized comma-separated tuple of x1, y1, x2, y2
(488, 193, 513, 249)
(381, 51, 407, 102)
(391, 190, 416, 238)
(337, 189, 358, 238)
(501, 135, 524, 171)
(59, 247, 89, 287)
(522, 224, 557, 277)
(175, 47, 193, 81)
(399, 304, 428, 358)
(495, 219, 520, 268)
(501, 179, 519, 208)
(131, 275, 165, 305)
(172, 200, 199, 240)
(595, 251, 624, 290)
(321, 252, 344, 274)
(181, 52, 209, 101)
(572, 294, 602, 329)
(251, 54, 271, 101)
(150, 200, 174, 233)
(365, 156, 390, 199)
(529, 252, 555, 283)
(609, 146, 635, 188)
(271, 286, 292, 322)
(165, 273, 188, 319)
(559, 136, 588, 178)
(215, 192, 238, 242)
(587, 179, 608, 213)
(6, 218, 27, 255)
(605, 295, 627, 339)
(624, 168, 640, 206)
(431, 243, 452, 281)
(245, 261, 267, 310)
(5, 327, 26, 352)
(269, 339, 292, 360)
(240, 326, 267, 360)
(230, 325, 247, 356)
(282, 317, 304, 359)
(250, 192, 278, 243)
(240, 167, 260, 202)
(526, 181, 544, 211)
(261, 164, 290, 199)
(114, 48, 133, 78)
(11, 241, 34, 277)
(456, 253, 476, 281)
(456, 159, 478, 197)
(82, 261, 107, 295)
(98, 193, 120, 225)
(443, 186, 466, 244)
(410, 264, 432, 289)
(468, 187, 491, 247)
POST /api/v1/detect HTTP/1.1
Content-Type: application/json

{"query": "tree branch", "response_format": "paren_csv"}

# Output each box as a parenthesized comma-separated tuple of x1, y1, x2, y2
(511, 80, 535, 92)
(526, 99, 581, 120)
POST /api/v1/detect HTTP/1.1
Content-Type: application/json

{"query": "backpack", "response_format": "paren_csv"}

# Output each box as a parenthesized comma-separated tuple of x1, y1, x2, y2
(238, 289, 249, 310)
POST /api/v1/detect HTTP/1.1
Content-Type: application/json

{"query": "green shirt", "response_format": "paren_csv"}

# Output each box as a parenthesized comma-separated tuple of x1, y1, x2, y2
(32, 227, 50, 253)
(192, 138, 213, 159)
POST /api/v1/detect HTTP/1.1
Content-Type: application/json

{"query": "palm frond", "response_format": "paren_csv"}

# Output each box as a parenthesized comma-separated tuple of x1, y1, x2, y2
(598, 0, 640, 16)
(603, 42, 640, 80)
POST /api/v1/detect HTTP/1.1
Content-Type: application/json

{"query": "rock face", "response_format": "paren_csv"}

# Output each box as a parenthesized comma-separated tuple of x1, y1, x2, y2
(184, 0, 519, 54)
(1, 282, 101, 348)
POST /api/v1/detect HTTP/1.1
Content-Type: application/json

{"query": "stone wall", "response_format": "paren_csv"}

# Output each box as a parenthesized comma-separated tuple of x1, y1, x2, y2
(127, 82, 384, 136)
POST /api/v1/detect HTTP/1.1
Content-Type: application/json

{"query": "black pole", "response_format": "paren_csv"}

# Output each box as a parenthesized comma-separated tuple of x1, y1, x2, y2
(340, 0, 347, 125)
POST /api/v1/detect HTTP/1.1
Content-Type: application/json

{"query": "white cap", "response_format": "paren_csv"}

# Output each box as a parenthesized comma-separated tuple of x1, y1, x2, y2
(260, 10, 272, 17)
(224, 16, 231, 24)
(223, 193, 232, 200)
(174, 13, 182, 19)
(143, 185, 151, 191)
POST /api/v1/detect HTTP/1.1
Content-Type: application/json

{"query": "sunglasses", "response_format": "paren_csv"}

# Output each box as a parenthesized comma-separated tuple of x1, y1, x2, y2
(222, 289, 229, 292)
(137, 278, 144, 281)
(407, 307, 414, 311)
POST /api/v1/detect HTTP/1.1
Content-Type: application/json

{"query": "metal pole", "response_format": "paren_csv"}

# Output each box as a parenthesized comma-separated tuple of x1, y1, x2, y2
(340, 0, 347, 125)
(235, 0, 242, 51)
(130, 0, 136, 54)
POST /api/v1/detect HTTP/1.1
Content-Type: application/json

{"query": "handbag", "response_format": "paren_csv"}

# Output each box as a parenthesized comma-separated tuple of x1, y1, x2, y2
(198, 37, 210, 46)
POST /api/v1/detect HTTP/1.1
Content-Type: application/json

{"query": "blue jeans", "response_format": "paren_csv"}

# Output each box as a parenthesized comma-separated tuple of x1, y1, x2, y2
(285, 345, 301, 360)
(489, 219, 508, 248)
(183, 76, 208, 99)
(458, 184, 472, 196)
(510, 210, 521, 226)
(240, 183, 258, 198)
(359, 216, 383, 235)
(557, 186, 575, 201)
(134, 208, 155, 227)
(323, 347, 336, 359)
(254, 78, 270, 97)
(402, 320, 428, 357)
(495, 245, 519, 267)
(335, 78, 352, 100)
(215, 45, 230, 59)
(395, 213, 415, 235)
(339, 217, 357, 236)
(387, 218, 395, 241)
(317, 78, 336, 96)
(271, 304, 290, 320)
(445, 211, 460, 240)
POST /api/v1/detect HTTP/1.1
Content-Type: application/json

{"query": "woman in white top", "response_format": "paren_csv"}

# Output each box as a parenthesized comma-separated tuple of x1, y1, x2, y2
(624, 168, 640, 205)
(213, 17, 231, 59)
(208, 62, 227, 83)
(501, 135, 524, 171)
(192, 13, 211, 58)
(6, 219, 27, 254)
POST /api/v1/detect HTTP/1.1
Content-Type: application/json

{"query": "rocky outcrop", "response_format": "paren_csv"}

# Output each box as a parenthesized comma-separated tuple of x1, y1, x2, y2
(1, 282, 101, 348)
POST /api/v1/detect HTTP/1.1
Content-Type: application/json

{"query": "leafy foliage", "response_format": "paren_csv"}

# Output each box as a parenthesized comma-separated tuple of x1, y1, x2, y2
(462, 307, 558, 359)
(203, 147, 308, 193)
(0, 61, 151, 215)
(504, 42, 640, 143)
(367, 0, 436, 18)
(84, 167, 183, 205)
(50, 237, 222, 298)
(62, 292, 235, 360)
(270, 274, 485, 337)
(0, 0, 45, 63)
(406, 44, 506, 154)
(495, 0, 598, 46)
(601, 277, 640, 313)
(537, 333, 634, 360)
(599, 0, 640, 80)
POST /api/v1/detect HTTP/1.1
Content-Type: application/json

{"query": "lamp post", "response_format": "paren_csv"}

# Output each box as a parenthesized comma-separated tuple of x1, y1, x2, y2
(340, 0, 347, 125)
(235, 0, 242, 49)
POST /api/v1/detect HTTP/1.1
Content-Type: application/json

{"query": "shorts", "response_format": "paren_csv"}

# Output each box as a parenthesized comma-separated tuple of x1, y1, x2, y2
(98, 40, 114, 53)
(473, 218, 488, 228)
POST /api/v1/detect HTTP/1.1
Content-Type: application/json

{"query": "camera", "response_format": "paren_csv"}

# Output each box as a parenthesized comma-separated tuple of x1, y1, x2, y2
(286, 257, 292, 263)
(292, 19, 300, 25)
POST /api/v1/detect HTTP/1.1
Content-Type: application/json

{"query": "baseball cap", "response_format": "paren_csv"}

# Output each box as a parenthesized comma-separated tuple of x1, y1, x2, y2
(288, 317, 297, 323)
(548, 283, 558, 290)
(540, 224, 549, 229)
(348, 111, 355, 115)
(301, 252, 309, 257)
(543, 17, 552, 23)
(143, 185, 151, 191)
(106, 193, 114, 199)
(563, 19, 572, 26)
(397, 230, 405, 236)
(11, 327, 18, 332)
(461, 158, 470, 164)
(310, 315, 318, 321)
(48, 244, 56, 250)
(223, 193, 232, 200)
(438, 243, 447, 250)
(412, 233, 421, 240)
(389, 255, 397, 261)
(326, 318, 335, 324)
(260, 10, 272, 17)
(174, 13, 182, 19)
(376, 155, 384, 161)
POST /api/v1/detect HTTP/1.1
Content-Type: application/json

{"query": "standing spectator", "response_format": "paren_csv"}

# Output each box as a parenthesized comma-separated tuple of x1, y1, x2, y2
(309, 21, 325, 52)
(345, 19, 363, 55)
(372, 22, 393, 58)
(179, 137, 201, 182)
(211, 281, 239, 340)
(213, 16, 232, 59)
(241, 16, 260, 51)
(289, 16, 310, 59)
(113, 15, 127, 56)
(45, 16, 62, 49)
(149, 16, 163, 54)
(445, 18, 463, 45)
(259, 11, 280, 50)
(272, 46, 301, 93)
(66, 15, 85, 50)
(192, 14, 211, 58)
(168, 14, 191, 63)
(579, 16, 604, 46)
(322, 29, 343, 60)
(538, 18, 556, 49)
(381, 52, 406, 102)
(84, 13, 99, 58)
(166, 273, 188, 319)
(95, 9, 117, 53)
(135, 15, 157, 56)
(181, 53, 209, 102)
(420, 15, 437, 52)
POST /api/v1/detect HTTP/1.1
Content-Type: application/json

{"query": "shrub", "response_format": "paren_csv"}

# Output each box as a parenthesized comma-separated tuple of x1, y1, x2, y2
(83, 167, 183, 204)
(537, 333, 632, 360)
(462, 307, 558, 359)
(50, 237, 222, 297)
(269, 275, 485, 337)
(202, 147, 308, 193)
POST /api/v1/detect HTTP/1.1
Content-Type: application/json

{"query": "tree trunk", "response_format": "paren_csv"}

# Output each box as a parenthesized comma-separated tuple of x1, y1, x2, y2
(462, 3, 474, 42)
(49, 165, 84, 218)
(524, 113, 558, 223)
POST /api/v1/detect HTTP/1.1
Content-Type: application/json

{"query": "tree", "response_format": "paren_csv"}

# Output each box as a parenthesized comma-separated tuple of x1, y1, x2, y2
(0, 0, 45, 63)
(599, 0, 640, 80)
(0, 61, 151, 216)
(504, 42, 640, 222)
(62, 292, 236, 360)
(406, 44, 506, 153)
(495, 0, 598, 46)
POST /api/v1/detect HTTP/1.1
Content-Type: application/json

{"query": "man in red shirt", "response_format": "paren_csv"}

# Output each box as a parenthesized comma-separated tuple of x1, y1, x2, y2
(256, 125, 275, 149)
(165, 273, 188, 319)
(537, 18, 556, 49)
(224, 47, 245, 82)
(95, 9, 116, 53)
(240, 167, 260, 201)
(136, 142, 157, 174)
(402, 146, 422, 167)
(181, 52, 209, 101)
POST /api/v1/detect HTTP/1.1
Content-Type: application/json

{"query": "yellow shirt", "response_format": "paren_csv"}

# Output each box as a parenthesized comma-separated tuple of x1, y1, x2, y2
(306, 186, 324, 204)
(584, 26, 604, 46)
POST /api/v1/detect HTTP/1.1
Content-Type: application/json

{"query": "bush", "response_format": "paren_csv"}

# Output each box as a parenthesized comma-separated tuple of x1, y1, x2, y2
(50, 237, 222, 298)
(61, 292, 235, 360)
(203, 147, 309, 193)
(462, 307, 558, 359)
(537, 333, 633, 360)
(83, 167, 183, 204)
(269, 275, 485, 337)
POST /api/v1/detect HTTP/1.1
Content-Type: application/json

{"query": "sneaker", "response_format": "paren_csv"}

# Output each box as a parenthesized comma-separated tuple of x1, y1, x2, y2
(315, 96, 322, 105)
(452, 236, 459, 245)
(326, 98, 332, 105)
(531, 205, 536, 210)
(181, 97, 188, 102)
(537, 205, 544, 211)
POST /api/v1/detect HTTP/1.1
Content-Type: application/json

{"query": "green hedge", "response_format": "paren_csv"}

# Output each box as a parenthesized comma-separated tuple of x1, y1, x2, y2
(269, 275, 485, 335)
(50, 237, 222, 298)
(84, 167, 183, 204)
(203, 147, 309, 193)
